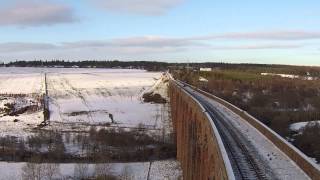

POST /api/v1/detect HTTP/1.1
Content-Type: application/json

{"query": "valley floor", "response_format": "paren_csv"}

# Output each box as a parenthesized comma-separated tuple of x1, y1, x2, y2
(0, 67, 181, 179)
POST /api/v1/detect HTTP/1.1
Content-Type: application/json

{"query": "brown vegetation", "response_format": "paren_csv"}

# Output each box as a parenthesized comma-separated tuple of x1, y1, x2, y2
(294, 123, 320, 162)
(143, 92, 167, 104)
(0, 126, 176, 163)
(173, 66, 320, 162)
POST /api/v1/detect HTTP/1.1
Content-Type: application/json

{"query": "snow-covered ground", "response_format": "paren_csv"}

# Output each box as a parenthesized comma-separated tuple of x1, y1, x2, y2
(0, 72, 44, 137)
(261, 73, 300, 79)
(289, 121, 320, 132)
(0, 74, 44, 94)
(0, 111, 43, 137)
(0, 67, 146, 74)
(0, 68, 180, 178)
(46, 69, 171, 135)
(0, 68, 172, 137)
(0, 160, 182, 180)
(48, 71, 158, 125)
(199, 76, 208, 82)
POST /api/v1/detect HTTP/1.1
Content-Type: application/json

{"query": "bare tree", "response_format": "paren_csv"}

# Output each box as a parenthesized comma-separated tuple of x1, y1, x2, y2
(74, 164, 89, 179)
(21, 163, 44, 180)
(94, 163, 112, 179)
(43, 164, 60, 180)
(120, 165, 133, 180)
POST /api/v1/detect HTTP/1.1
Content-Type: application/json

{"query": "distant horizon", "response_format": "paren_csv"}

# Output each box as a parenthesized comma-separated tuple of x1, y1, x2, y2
(1, 59, 320, 67)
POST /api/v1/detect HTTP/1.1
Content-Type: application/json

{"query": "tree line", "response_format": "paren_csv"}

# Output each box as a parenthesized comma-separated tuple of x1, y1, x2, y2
(2, 60, 319, 76)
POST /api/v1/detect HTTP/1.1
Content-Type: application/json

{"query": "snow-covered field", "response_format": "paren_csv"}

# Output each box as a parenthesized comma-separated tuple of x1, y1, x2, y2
(0, 74, 44, 94)
(0, 69, 45, 137)
(47, 70, 166, 127)
(0, 67, 172, 137)
(0, 160, 182, 180)
(0, 67, 180, 179)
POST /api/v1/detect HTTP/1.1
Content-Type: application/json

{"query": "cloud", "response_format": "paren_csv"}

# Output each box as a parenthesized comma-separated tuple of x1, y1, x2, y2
(0, 37, 312, 63)
(1, 30, 316, 55)
(0, 37, 196, 55)
(61, 36, 302, 51)
(91, 0, 184, 16)
(0, 0, 77, 27)
(211, 44, 303, 50)
(0, 31, 318, 64)
(62, 36, 206, 49)
(0, 42, 57, 52)
(1, 30, 318, 60)
(202, 31, 320, 41)
(0, 35, 303, 58)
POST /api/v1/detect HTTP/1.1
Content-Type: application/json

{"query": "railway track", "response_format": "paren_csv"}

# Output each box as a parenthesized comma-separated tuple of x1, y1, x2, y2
(178, 81, 268, 180)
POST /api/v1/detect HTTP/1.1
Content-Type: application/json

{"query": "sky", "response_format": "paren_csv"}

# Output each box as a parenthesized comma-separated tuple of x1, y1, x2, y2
(0, 0, 319, 65)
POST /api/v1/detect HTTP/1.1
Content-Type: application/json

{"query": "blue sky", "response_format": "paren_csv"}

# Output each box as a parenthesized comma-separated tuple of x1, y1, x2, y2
(0, 0, 319, 65)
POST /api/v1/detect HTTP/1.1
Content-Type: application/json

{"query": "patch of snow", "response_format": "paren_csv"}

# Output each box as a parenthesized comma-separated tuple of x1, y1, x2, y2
(0, 160, 182, 180)
(242, 91, 253, 103)
(149, 160, 183, 179)
(199, 76, 208, 82)
(0, 111, 43, 137)
(261, 73, 299, 79)
(0, 95, 43, 137)
(144, 72, 170, 101)
(0, 74, 44, 94)
(261, 72, 318, 81)
(200, 68, 212, 72)
(289, 121, 320, 132)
